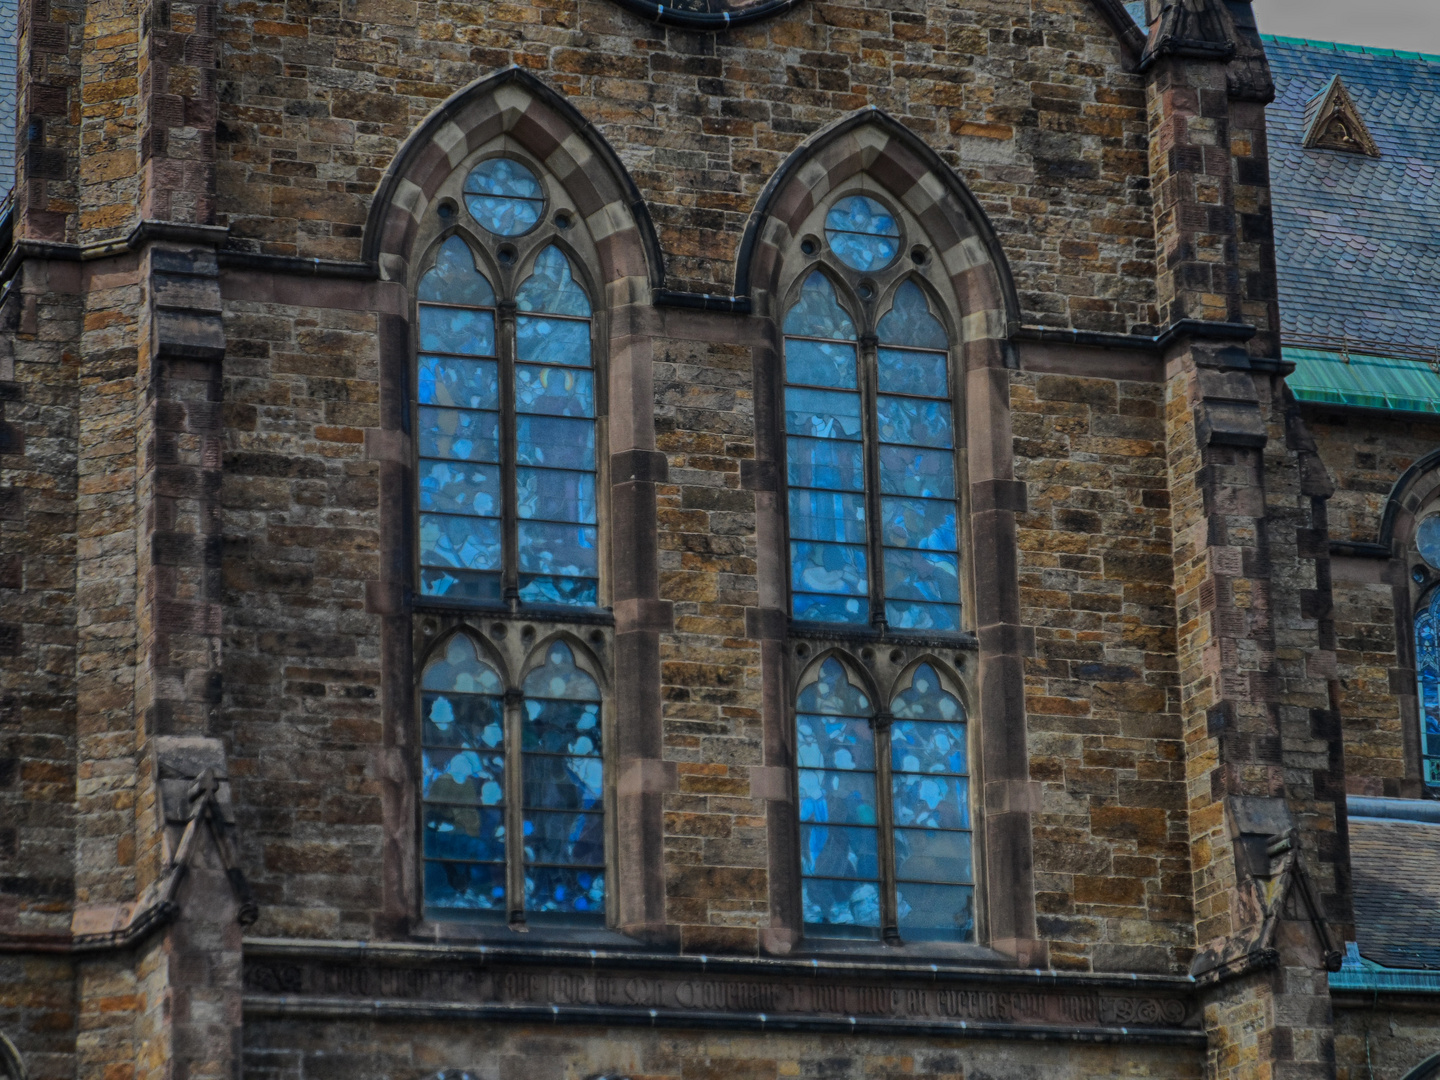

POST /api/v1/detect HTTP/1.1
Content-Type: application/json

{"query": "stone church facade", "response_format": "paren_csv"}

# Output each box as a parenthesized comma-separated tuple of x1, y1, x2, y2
(2, 0, 1438, 1076)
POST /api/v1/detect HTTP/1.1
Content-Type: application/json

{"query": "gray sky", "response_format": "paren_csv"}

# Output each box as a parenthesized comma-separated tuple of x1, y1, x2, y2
(1256, 0, 1440, 54)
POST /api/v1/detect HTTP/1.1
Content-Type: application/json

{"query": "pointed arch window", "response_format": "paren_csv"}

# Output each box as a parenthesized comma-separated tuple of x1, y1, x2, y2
(420, 634, 606, 924)
(416, 229, 599, 608)
(783, 272, 960, 631)
(797, 656, 973, 941)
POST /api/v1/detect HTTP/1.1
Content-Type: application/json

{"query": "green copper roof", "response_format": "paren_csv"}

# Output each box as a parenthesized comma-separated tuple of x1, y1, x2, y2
(1286, 347, 1440, 414)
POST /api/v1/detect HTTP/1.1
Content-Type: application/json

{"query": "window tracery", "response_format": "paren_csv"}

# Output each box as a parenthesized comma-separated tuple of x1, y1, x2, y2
(796, 653, 974, 942)
(421, 633, 607, 924)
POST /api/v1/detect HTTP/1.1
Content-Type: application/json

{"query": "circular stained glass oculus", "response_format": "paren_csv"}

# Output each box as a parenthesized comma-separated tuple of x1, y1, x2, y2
(1420, 513, 1440, 568)
(464, 158, 545, 237)
(825, 195, 901, 272)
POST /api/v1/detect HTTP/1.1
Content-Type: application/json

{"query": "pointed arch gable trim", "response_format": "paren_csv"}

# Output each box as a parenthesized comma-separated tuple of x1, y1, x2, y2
(363, 66, 664, 291)
(736, 108, 1021, 341)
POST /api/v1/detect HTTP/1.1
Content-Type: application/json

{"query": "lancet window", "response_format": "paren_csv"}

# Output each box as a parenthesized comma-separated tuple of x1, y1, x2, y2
(421, 634, 606, 923)
(416, 154, 599, 610)
(1415, 514, 1440, 787)
(783, 194, 961, 633)
(797, 656, 973, 942)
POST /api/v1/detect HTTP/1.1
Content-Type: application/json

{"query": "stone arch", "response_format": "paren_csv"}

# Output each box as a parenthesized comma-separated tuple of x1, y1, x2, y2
(738, 107, 1020, 356)
(363, 66, 663, 293)
(793, 647, 881, 714)
(1404, 1053, 1440, 1080)
(418, 626, 514, 690)
(520, 630, 609, 694)
(1379, 446, 1440, 556)
(0, 1033, 25, 1080)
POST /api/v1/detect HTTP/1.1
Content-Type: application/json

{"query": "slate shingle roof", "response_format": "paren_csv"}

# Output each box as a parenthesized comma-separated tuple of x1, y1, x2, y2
(1265, 37, 1440, 356)
(1349, 817, 1440, 970)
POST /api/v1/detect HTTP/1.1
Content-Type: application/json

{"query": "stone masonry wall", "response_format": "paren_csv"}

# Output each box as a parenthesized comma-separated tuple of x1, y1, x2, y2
(1011, 366, 1192, 974)
(212, 0, 1158, 332)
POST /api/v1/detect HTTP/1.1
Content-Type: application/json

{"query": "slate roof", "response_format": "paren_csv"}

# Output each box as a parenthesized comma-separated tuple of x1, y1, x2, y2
(1264, 36, 1440, 356)
(1349, 817, 1440, 970)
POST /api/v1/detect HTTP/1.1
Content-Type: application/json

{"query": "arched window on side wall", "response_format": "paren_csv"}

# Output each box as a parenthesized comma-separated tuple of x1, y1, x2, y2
(416, 155, 599, 611)
(796, 655, 973, 943)
(420, 633, 606, 925)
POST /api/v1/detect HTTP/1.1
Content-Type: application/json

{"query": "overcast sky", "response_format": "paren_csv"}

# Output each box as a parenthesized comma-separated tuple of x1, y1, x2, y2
(1256, 0, 1440, 54)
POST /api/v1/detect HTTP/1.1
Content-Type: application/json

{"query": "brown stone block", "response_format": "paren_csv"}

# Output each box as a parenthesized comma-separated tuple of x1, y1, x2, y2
(1073, 874, 1145, 907)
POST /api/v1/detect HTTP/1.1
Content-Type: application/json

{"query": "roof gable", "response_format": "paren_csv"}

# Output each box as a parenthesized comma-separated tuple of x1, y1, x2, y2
(1302, 75, 1380, 157)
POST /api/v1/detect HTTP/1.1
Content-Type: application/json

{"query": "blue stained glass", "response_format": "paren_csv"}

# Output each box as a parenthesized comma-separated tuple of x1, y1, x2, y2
(523, 756, 603, 810)
(892, 665, 964, 722)
(525, 866, 605, 915)
(877, 395, 954, 449)
(878, 347, 948, 398)
(523, 699, 601, 753)
(421, 569, 502, 602)
(517, 522, 598, 578)
(418, 406, 501, 463)
(525, 810, 605, 865)
(794, 593, 869, 624)
(418, 236, 496, 306)
(878, 445, 956, 499)
(896, 883, 974, 941)
(516, 414, 596, 471)
(785, 388, 864, 440)
(800, 656, 872, 715)
(883, 549, 959, 604)
(786, 338, 858, 389)
(799, 769, 878, 825)
(517, 246, 592, 316)
(886, 600, 961, 632)
(520, 575, 598, 607)
(418, 355, 498, 409)
(1416, 589, 1440, 786)
(524, 642, 601, 700)
(515, 364, 595, 416)
(422, 693, 504, 748)
(797, 714, 876, 769)
(800, 824, 879, 879)
(891, 721, 967, 775)
(419, 459, 500, 517)
(421, 634, 503, 694)
(787, 436, 865, 491)
(791, 540, 868, 597)
(877, 281, 948, 350)
(1420, 514, 1440, 569)
(516, 315, 592, 366)
(464, 158, 545, 237)
(784, 271, 856, 340)
(422, 748, 505, 805)
(789, 490, 867, 544)
(880, 496, 956, 551)
(517, 468, 597, 525)
(419, 305, 495, 357)
(424, 860, 507, 912)
(420, 513, 502, 571)
(894, 829, 972, 883)
(825, 195, 900, 272)
(425, 806, 506, 862)
(802, 878, 881, 929)
(892, 774, 970, 830)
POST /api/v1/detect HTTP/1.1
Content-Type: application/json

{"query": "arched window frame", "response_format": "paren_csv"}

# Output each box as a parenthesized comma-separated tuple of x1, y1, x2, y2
(789, 645, 978, 945)
(416, 624, 614, 930)
(774, 180, 970, 638)
(408, 141, 612, 616)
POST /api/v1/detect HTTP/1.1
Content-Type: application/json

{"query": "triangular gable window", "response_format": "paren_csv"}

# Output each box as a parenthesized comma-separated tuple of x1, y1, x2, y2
(1302, 75, 1381, 157)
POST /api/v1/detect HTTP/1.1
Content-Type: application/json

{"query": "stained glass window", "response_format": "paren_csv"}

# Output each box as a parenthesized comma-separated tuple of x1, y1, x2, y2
(785, 272, 867, 625)
(1417, 589, 1440, 786)
(417, 236, 502, 603)
(783, 275, 959, 631)
(825, 195, 900, 272)
(465, 158, 545, 236)
(522, 641, 605, 920)
(798, 657, 880, 934)
(890, 663, 973, 941)
(877, 283, 960, 632)
(421, 634, 507, 916)
(417, 233, 598, 608)
(1419, 513, 1440, 569)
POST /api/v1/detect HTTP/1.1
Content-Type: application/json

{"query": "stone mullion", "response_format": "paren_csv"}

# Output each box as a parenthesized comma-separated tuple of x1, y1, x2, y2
(872, 711, 898, 943)
(859, 333, 886, 633)
(498, 301, 520, 609)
